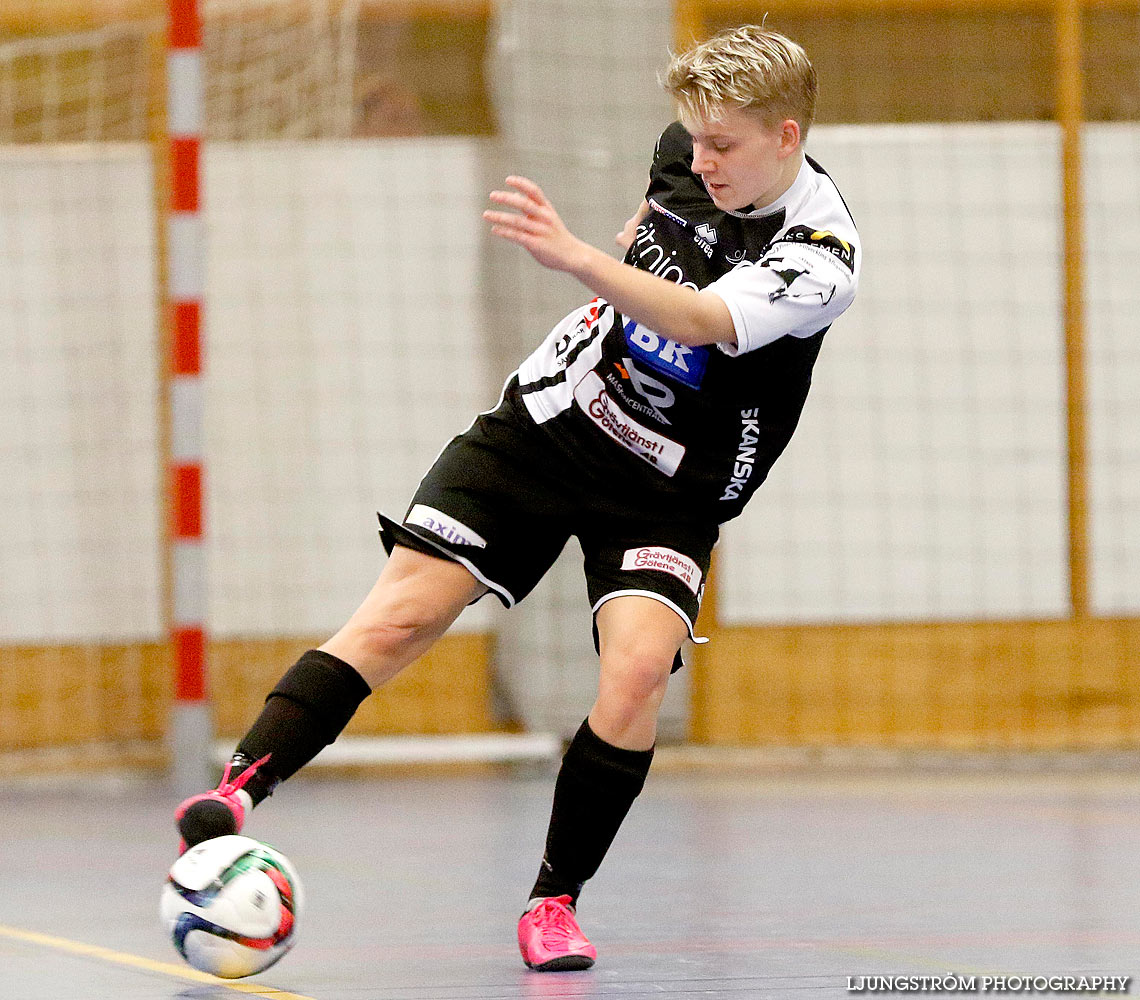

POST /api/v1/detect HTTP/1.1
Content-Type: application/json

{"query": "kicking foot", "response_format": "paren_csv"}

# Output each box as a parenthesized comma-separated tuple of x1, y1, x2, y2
(517, 895, 597, 972)
(174, 753, 270, 853)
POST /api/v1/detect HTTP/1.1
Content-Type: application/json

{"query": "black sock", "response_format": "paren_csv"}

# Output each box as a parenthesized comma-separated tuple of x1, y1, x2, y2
(229, 648, 372, 805)
(529, 718, 654, 906)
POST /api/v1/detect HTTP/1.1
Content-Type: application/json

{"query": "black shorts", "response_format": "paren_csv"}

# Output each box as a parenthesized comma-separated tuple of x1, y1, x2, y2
(378, 380, 717, 658)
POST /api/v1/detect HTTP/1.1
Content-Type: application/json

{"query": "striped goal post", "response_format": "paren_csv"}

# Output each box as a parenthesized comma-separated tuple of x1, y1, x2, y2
(167, 0, 210, 795)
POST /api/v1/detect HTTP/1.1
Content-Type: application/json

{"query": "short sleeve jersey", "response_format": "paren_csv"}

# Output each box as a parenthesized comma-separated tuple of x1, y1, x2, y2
(513, 121, 860, 523)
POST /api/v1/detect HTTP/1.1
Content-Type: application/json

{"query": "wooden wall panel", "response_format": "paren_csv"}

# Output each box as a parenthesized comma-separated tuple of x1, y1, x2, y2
(691, 618, 1140, 749)
(703, 6, 1055, 122)
(0, 644, 166, 751)
(692, 0, 1140, 123)
(0, 633, 495, 754)
(209, 634, 495, 738)
(1084, 7, 1140, 119)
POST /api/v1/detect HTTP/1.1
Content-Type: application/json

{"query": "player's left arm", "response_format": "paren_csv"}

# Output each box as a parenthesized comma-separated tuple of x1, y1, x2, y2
(484, 175, 736, 349)
(706, 225, 859, 356)
(616, 200, 651, 252)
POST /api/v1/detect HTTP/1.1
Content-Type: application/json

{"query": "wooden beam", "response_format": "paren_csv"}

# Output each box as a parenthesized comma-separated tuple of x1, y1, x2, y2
(0, 0, 492, 35)
(1055, 0, 1089, 619)
(360, 0, 490, 18)
(6, 0, 1137, 36)
(693, 0, 1139, 19)
(0, 1, 161, 35)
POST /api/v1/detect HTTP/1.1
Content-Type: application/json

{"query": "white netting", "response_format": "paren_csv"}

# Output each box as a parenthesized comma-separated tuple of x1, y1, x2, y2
(483, 0, 683, 739)
(0, 23, 157, 142)
(0, 1, 369, 759)
(203, 0, 360, 139)
(196, 0, 492, 636)
(4, 1, 1139, 756)
(204, 137, 493, 636)
(0, 1, 361, 145)
(0, 145, 163, 643)
(0, 15, 169, 756)
(718, 124, 1070, 624)
(0, 0, 367, 650)
(1086, 123, 1140, 615)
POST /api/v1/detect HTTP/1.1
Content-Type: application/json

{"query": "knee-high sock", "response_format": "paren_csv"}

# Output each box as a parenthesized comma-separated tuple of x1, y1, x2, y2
(529, 718, 654, 906)
(231, 649, 372, 805)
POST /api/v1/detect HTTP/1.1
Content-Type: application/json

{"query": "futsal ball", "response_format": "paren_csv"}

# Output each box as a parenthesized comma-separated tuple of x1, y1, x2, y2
(160, 835, 303, 979)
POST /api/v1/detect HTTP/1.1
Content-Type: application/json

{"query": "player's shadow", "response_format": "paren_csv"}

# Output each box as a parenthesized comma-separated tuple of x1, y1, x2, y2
(520, 969, 598, 997)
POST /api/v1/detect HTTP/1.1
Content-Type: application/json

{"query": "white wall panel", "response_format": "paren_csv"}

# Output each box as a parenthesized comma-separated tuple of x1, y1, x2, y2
(718, 125, 1069, 624)
(204, 139, 493, 636)
(4, 125, 1132, 650)
(0, 147, 163, 642)
(1086, 124, 1140, 615)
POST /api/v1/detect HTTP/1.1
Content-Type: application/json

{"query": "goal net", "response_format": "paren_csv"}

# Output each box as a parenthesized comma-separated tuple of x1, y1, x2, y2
(0, 20, 163, 768)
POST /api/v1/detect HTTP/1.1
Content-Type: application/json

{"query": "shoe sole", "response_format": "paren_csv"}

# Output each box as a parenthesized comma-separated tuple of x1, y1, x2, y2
(525, 954, 596, 972)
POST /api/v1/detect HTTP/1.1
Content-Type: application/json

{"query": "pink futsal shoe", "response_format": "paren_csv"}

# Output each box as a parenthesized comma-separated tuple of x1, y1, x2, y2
(174, 753, 270, 853)
(517, 895, 597, 972)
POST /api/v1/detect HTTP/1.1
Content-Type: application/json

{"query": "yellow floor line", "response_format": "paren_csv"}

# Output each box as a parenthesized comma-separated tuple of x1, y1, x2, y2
(0, 923, 316, 999)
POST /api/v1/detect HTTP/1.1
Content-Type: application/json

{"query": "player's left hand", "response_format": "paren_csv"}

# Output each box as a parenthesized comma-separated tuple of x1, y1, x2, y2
(484, 176, 587, 274)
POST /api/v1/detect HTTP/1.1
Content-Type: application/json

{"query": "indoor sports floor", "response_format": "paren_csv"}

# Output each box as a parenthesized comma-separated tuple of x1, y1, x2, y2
(2, 762, 1138, 999)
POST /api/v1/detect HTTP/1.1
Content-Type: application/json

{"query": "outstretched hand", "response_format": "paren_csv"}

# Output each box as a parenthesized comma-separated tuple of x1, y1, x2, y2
(483, 176, 587, 274)
(483, 180, 730, 349)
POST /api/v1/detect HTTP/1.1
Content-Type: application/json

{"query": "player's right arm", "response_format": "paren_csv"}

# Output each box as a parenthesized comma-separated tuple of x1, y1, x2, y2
(484, 176, 738, 348)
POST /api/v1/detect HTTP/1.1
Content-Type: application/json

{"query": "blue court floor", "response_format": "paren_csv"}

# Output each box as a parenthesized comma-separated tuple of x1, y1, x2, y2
(1, 762, 1138, 998)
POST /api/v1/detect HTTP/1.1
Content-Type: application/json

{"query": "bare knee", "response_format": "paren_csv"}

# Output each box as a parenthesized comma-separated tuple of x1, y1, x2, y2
(590, 596, 688, 749)
(592, 646, 674, 746)
(601, 647, 671, 707)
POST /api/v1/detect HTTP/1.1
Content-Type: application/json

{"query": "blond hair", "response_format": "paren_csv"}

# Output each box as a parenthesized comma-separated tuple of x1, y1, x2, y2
(663, 25, 817, 137)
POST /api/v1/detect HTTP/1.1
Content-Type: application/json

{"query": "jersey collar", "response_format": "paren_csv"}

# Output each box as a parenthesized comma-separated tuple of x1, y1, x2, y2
(723, 155, 813, 220)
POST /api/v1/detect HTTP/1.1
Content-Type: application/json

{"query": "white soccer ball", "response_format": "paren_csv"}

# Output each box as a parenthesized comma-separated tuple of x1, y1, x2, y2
(160, 835, 303, 979)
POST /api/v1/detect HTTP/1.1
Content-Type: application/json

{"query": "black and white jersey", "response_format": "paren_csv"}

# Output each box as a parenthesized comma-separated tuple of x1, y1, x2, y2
(514, 121, 860, 522)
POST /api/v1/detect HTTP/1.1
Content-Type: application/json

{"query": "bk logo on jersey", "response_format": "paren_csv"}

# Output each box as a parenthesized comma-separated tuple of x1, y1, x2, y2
(623, 320, 708, 390)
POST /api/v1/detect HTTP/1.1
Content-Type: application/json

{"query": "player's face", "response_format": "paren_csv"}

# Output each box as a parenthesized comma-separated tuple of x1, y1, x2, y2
(685, 107, 801, 212)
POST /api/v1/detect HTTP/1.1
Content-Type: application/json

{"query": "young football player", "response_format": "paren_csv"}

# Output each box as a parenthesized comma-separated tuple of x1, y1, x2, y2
(175, 24, 859, 972)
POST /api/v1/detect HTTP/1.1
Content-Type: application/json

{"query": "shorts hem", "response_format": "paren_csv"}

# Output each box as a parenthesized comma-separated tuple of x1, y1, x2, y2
(590, 589, 709, 644)
(377, 512, 517, 609)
